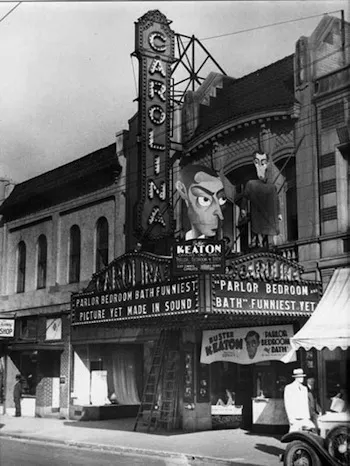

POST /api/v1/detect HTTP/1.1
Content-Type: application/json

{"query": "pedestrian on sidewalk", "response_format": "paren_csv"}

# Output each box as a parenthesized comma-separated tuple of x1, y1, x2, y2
(13, 374, 22, 417)
(306, 375, 322, 431)
(284, 368, 316, 433)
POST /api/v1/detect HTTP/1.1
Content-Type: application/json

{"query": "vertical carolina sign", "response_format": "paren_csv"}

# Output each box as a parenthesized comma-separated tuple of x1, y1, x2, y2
(134, 10, 175, 240)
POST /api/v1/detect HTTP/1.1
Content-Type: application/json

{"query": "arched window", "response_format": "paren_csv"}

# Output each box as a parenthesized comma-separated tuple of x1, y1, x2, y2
(96, 217, 109, 272)
(69, 225, 81, 283)
(17, 241, 26, 293)
(37, 235, 47, 289)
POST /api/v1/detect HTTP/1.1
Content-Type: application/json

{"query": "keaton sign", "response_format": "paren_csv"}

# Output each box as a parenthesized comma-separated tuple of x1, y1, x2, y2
(173, 239, 225, 274)
(201, 325, 297, 365)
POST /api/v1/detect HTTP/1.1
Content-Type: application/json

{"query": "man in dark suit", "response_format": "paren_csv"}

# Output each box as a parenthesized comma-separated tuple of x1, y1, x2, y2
(307, 376, 322, 430)
(13, 374, 22, 417)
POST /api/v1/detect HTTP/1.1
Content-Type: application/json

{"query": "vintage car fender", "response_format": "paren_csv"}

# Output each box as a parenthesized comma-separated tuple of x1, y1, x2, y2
(280, 431, 339, 466)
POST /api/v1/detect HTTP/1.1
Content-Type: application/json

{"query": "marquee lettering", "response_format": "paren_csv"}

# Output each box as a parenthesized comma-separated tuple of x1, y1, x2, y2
(149, 58, 166, 77)
(149, 31, 167, 52)
(154, 154, 161, 174)
(148, 105, 166, 125)
(148, 180, 166, 200)
(148, 206, 166, 226)
(149, 79, 166, 101)
(135, 11, 174, 239)
(148, 129, 165, 151)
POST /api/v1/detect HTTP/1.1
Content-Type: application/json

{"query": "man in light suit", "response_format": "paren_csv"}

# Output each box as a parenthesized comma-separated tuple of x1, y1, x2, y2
(284, 368, 316, 433)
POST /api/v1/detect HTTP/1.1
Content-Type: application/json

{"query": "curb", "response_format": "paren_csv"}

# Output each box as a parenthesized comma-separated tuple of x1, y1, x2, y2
(0, 432, 234, 465)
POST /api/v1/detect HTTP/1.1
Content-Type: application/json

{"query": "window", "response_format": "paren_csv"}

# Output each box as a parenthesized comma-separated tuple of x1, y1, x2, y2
(69, 225, 81, 283)
(20, 353, 37, 396)
(286, 185, 298, 241)
(17, 241, 26, 293)
(20, 317, 37, 340)
(96, 217, 109, 272)
(37, 235, 47, 289)
(320, 101, 345, 130)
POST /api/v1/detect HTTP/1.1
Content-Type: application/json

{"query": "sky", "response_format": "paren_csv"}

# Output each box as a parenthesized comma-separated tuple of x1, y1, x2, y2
(0, 0, 349, 184)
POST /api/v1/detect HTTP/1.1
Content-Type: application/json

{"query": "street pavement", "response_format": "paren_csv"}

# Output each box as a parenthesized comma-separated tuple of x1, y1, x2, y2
(0, 414, 286, 465)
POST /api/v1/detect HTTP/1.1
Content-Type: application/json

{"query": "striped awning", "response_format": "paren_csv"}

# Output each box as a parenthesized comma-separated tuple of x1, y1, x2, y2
(291, 268, 350, 351)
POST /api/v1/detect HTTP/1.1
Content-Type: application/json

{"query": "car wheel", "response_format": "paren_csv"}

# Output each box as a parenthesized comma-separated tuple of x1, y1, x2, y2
(325, 425, 350, 466)
(284, 440, 322, 466)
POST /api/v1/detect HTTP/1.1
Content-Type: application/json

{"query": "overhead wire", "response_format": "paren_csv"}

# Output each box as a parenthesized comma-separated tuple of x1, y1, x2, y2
(3, 10, 347, 184)
(0, 2, 21, 25)
(3, 12, 348, 243)
(198, 10, 343, 41)
(118, 41, 349, 174)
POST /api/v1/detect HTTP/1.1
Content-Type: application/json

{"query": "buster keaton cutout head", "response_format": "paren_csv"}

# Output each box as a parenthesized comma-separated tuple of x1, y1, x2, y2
(253, 151, 270, 182)
(176, 165, 227, 239)
(245, 330, 260, 360)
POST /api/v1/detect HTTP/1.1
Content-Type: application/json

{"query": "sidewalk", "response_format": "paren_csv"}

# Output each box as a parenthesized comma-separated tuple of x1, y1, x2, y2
(0, 414, 285, 465)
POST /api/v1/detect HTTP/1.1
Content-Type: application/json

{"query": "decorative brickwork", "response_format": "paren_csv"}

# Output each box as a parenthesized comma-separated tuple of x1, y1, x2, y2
(320, 206, 337, 222)
(320, 152, 335, 168)
(320, 178, 337, 195)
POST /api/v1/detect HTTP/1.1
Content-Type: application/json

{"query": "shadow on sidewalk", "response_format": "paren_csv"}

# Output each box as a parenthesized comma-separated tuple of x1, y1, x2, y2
(255, 443, 285, 458)
(243, 429, 283, 441)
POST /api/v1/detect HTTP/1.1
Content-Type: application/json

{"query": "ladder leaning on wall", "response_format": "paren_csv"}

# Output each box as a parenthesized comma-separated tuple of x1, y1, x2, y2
(134, 329, 180, 432)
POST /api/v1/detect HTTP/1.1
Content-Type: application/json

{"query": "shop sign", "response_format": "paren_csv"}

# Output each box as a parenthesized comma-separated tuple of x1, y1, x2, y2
(0, 318, 15, 338)
(225, 252, 304, 282)
(200, 325, 297, 365)
(72, 277, 198, 325)
(134, 10, 175, 239)
(212, 276, 320, 314)
(173, 239, 225, 274)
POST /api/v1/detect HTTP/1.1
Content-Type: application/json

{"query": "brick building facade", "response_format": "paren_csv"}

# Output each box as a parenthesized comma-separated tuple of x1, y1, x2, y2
(0, 132, 127, 417)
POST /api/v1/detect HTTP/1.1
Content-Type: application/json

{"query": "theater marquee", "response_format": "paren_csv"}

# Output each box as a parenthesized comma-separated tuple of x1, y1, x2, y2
(72, 277, 199, 325)
(212, 276, 320, 314)
(134, 10, 175, 239)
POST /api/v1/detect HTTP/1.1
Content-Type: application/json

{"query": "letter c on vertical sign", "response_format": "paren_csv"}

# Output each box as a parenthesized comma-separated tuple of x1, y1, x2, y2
(149, 32, 167, 52)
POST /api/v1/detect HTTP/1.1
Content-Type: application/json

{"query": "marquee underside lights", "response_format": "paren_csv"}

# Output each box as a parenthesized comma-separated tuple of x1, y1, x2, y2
(134, 10, 175, 240)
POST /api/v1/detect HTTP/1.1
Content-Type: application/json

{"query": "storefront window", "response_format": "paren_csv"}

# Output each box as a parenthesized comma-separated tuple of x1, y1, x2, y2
(20, 352, 38, 396)
(72, 344, 142, 406)
(210, 360, 294, 403)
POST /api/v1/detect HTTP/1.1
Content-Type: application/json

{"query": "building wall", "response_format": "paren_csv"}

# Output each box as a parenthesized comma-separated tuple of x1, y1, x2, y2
(0, 140, 127, 418)
(294, 15, 350, 283)
(178, 15, 349, 283)
(1, 185, 125, 310)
